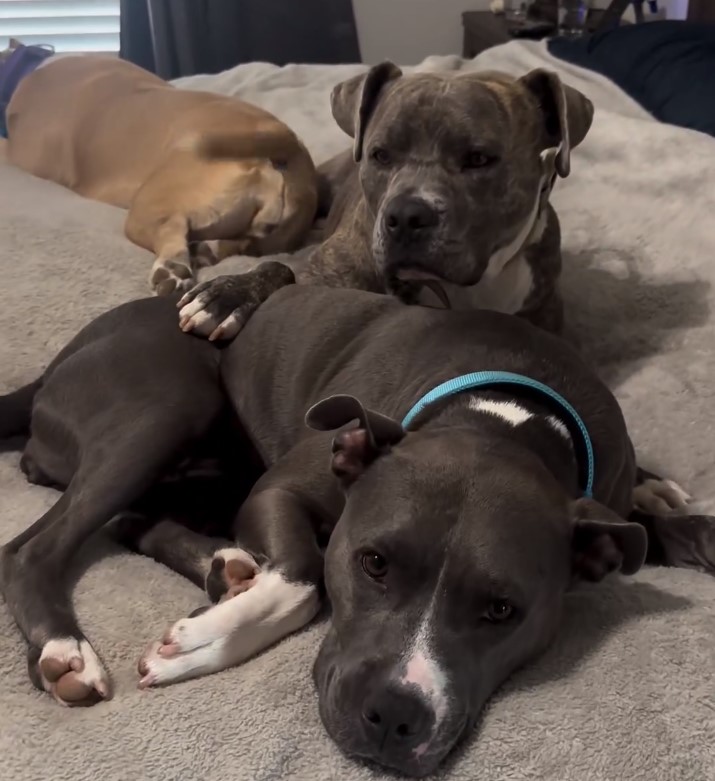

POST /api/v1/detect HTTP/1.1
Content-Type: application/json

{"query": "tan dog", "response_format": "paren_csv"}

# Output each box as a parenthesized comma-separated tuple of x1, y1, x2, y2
(6, 55, 318, 294)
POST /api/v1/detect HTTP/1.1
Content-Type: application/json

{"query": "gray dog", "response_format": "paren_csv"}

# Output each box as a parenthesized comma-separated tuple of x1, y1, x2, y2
(1, 275, 712, 777)
(181, 62, 593, 340)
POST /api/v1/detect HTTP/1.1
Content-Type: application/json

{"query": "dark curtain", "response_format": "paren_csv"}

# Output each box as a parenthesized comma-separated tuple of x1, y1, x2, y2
(119, 0, 361, 80)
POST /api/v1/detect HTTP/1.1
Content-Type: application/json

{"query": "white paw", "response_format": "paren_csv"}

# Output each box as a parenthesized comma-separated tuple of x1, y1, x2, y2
(137, 640, 224, 688)
(38, 637, 111, 706)
(633, 478, 692, 515)
(161, 592, 247, 655)
(137, 573, 320, 688)
(178, 301, 241, 341)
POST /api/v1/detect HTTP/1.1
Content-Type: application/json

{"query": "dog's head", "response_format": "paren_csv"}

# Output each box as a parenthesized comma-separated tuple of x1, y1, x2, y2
(330, 64, 593, 294)
(306, 395, 645, 777)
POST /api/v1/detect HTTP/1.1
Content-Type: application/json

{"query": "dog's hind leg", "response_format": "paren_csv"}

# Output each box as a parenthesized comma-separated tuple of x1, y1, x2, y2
(0, 412, 218, 707)
(112, 514, 230, 591)
(629, 509, 715, 574)
(137, 441, 333, 688)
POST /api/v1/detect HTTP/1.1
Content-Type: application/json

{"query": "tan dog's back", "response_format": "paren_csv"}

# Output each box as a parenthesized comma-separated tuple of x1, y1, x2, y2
(7, 55, 318, 295)
(7, 56, 298, 207)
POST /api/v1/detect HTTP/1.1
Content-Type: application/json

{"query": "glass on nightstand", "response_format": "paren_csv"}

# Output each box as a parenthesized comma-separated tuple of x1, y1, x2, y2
(503, 1, 535, 24)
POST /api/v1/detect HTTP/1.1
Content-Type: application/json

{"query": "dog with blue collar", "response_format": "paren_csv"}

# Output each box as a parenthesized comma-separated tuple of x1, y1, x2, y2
(1, 283, 711, 775)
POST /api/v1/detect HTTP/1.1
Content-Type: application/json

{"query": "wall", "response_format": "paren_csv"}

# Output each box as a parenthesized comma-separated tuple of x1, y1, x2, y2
(352, 0, 490, 64)
(353, 0, 690, 65)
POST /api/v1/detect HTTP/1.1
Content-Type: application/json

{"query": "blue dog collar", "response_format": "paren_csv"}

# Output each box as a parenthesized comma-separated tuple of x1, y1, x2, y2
(401, 371, 595, 498)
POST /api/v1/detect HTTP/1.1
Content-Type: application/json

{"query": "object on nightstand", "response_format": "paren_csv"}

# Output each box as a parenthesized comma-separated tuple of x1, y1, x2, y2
(558, 0, 591, 37)
(502, 0, 532, 22)
(462, 10, 554, 58)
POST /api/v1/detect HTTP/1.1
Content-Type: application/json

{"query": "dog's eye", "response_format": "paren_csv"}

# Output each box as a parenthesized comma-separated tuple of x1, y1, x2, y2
(484, 599, 514, 623)
(361, 551, 388, 581)
(462, 151, 496, 170)
(370, 147, 392, 166)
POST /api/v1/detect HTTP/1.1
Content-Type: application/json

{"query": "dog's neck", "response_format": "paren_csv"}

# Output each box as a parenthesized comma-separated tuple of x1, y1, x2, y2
(417, 389, 580, 497)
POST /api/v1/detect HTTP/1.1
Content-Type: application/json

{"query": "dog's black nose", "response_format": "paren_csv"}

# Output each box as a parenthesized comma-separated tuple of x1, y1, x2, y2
(361, 687, 433, 749)
(383, 196, 439, 244)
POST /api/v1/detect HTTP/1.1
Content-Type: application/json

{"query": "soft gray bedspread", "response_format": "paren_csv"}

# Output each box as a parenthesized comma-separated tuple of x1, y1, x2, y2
(1, 41, 714, 781)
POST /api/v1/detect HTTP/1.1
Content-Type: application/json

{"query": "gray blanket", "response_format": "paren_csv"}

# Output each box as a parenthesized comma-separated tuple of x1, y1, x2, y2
(1, 41, 714, 781)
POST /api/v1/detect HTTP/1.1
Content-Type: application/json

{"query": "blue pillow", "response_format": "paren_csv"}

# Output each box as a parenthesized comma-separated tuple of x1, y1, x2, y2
(549, 21, 715, 137)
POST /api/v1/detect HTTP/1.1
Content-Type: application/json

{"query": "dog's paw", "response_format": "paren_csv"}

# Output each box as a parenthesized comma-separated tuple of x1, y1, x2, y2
(34, 638, 111, 706)
(151, 258, 195, 297)
(205, 547, 259, 603)
(657, 514, 715, 574)
(633, 477, 692, 515)
(137, 603, 239, 688)
(137, 571, 319, 688)
(177, 262, 296, 341)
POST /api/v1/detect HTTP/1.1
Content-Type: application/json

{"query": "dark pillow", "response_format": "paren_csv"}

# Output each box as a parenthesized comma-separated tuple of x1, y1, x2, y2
(548, 21, 715, 137)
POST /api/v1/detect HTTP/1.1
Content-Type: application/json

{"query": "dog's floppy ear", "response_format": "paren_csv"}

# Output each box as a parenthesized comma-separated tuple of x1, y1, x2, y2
(519, 69, 594, 178)
(569, 498, 647, 582)
(330, 62, 402, 162)
(305, 394, 405, 483)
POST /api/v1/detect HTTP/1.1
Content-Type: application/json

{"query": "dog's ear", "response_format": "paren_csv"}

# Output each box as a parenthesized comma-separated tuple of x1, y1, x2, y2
(330, 62, 403, 162)
(305, 394, 405, 483)
(569, 498, 647, 582)
(519, 69, 594, 178)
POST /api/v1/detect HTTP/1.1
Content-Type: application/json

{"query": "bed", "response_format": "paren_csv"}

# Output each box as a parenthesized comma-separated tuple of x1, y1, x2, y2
(1, 41, 714, 781)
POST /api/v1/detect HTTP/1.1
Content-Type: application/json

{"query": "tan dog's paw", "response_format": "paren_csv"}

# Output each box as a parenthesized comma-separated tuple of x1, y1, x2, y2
(150, 257, 194, 296)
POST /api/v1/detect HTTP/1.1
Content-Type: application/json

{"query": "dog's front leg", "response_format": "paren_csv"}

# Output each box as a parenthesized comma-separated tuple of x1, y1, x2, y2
(137, 478, 328, 688)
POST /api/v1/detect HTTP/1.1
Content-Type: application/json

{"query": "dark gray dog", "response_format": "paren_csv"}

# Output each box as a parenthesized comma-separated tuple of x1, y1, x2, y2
(185, 63, 594, 340)
(1, 275, 712, 777)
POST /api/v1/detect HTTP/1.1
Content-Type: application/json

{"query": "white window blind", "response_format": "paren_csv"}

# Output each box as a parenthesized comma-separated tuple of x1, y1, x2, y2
(0, 0, 120, 53)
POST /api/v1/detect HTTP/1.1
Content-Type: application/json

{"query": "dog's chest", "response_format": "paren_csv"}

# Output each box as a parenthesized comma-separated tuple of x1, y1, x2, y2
(418, 251, 534, 314)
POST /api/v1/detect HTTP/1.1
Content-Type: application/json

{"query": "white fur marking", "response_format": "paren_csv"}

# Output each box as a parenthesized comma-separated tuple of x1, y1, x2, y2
(399, 600, 449, 757)
(213, 313, 241, 340)
(214, 546, 258, 571)
(423, 168, 552, 315)
(547, 415, 570, 440)
(178, 301, 241, 340)
(633, 478, 691, 515)
(139, 571, 319, 687)
(182, 308, 215, 331)
(485, 190, 543, 279)
(178, 297, 207, 320)
(40, 638, 81, 669)
(39, 637, 110, 700)
(435, 248, 535, 314)
(75, 640, 109, 693)
(469, 397, 533, 426)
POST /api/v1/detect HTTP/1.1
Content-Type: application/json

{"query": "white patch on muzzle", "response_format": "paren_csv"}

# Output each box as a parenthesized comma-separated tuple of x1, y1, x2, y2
(398, 600, 449, 756)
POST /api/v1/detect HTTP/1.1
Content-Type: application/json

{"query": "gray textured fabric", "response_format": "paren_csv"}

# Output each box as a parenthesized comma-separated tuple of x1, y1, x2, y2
(1, 41, 714, 781)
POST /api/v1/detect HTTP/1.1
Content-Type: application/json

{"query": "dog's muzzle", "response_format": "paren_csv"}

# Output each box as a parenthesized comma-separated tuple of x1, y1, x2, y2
(360, 682, 436, 755)
(382, 194, 440, 248)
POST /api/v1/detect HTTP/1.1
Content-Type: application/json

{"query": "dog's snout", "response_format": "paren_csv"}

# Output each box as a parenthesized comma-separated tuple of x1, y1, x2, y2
(361, 686, 433, 749)
(383, 196, 439, 244)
